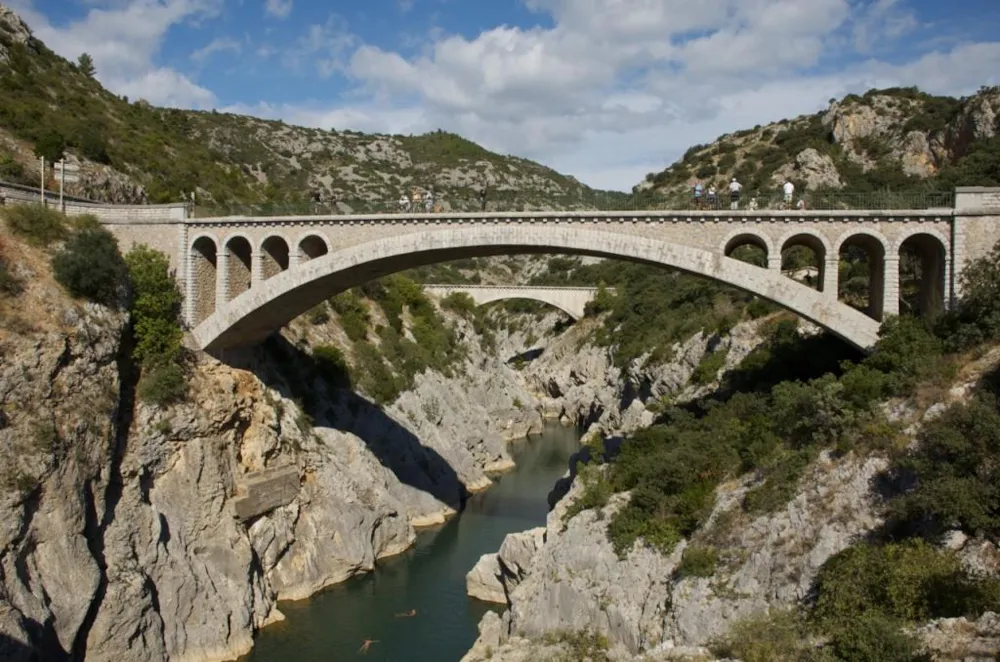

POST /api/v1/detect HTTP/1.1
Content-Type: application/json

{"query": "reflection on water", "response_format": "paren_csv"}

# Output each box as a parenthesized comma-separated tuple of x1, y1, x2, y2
(241, 423, 581, 662)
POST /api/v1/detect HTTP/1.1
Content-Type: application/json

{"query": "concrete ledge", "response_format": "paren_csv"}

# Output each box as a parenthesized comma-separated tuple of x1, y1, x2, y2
(231, 465, 300, 521)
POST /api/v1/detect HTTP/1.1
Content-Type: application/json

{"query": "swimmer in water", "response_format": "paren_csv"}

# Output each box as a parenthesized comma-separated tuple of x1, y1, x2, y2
(358, 638, 379, 654)
(394, 609, 417, 618)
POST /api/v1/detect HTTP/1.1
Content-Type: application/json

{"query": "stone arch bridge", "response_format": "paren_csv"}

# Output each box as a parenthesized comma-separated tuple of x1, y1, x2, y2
(421, 285, 610, 319)
(76, 187, 1000, 352)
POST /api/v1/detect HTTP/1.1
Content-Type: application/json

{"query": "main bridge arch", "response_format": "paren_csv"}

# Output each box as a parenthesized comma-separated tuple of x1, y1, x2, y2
(192, 226, 882, 352)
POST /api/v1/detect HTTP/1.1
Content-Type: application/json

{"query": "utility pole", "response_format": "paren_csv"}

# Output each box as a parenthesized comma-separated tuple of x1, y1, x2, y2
(58, 158, 65, 211)
(39, 156, 45, 205)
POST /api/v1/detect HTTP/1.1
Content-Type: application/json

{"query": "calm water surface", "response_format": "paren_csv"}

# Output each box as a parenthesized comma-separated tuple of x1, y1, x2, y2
(242, 423, 581, 662)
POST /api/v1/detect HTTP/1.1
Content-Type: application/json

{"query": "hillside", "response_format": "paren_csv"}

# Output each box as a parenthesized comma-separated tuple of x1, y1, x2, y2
(0, 4, 595, 211)
(637, 86, 1000, 202)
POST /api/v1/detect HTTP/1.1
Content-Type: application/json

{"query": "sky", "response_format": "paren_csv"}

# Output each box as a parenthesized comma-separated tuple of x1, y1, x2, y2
(5, 0, 1000, 192)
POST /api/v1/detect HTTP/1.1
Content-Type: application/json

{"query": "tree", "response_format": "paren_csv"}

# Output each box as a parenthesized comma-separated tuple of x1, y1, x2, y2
(77, 53, 96, 78)
(125, 245, 183, 363)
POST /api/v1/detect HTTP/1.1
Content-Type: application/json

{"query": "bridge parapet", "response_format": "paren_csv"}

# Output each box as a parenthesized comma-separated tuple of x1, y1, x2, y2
(422, 284, 614, 319)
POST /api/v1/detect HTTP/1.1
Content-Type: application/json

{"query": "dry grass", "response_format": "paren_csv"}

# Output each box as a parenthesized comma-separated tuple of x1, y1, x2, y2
(0, 222, 78, 342)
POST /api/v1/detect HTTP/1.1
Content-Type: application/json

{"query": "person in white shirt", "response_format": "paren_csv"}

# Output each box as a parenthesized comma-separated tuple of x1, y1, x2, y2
(782, 181, 795, 208)
(398, 194, 410, 212)
(728, 178, 742, 210)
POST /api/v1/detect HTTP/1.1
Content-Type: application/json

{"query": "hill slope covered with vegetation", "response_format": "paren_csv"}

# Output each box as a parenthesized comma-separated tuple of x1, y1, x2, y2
(0, 4, 596, 210)
(637, 86, 1000, 204)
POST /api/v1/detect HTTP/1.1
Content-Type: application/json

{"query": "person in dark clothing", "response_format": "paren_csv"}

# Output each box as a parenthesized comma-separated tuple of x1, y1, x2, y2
(480, 185, 488, 211)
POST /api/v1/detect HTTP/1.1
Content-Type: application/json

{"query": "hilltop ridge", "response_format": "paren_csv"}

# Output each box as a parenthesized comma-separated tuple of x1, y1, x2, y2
(0, 3, 596, 209)
(636, 86, 1000, 199)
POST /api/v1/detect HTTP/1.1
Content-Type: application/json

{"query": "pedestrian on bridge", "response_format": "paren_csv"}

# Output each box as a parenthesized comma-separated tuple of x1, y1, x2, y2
(728, 177, 743, 209)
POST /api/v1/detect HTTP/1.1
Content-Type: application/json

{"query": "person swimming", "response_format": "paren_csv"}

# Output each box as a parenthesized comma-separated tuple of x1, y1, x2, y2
(394, 609, 417, 618)
(358, 638, 379, 654)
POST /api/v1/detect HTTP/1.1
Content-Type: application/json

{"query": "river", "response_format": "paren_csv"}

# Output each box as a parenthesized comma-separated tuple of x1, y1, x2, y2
(240, 423, 581, 662)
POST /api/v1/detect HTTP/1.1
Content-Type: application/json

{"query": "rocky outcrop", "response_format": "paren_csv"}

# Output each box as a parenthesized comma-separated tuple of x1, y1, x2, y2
(464, 448, 888, 659)
(526, 317, 769, 439)
(466, 554, 506, 603)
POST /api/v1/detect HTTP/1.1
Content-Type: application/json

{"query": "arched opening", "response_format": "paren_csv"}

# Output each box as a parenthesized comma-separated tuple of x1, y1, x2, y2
(838, 233, 886, 320)
(899, 233, 946, 318)
(261, 235, 290, 281)
(190, 236, 217, 325)
(299, 235, 329, 262)
(724, 234, 767, 268)
(781, 234, 826, 292)
(225, 236, 253, 301)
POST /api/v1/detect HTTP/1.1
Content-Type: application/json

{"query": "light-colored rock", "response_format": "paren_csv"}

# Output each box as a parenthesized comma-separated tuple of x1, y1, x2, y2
(467, 554, 506, 604)
(918, 611, 1000, 661)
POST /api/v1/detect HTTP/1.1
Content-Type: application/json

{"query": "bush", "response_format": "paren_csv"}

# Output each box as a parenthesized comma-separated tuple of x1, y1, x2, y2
(814, 540, 1000, 629)
(125, 245, 183, 363)
(677, 545, 719, 578)
(313, 344, 351, 388)
(692, 346, 729, 384)
(711, 610, 813, 662)
(2, 204, 67, 247)
(440, 291, 476, 317)
(827, 613, 928, 662)
(52, 227, 127, 305)
(329, 290, 370, 341)
(0, 256, 22, 296)
(138, 361, 187, 406)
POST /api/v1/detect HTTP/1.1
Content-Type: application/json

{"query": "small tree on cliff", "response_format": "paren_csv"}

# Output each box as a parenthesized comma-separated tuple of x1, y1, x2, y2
(77, 53, 96, 78)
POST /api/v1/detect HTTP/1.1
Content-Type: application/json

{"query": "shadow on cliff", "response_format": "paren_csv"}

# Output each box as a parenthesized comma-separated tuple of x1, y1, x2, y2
(217, 335, 469, 510)
(0, 621, 53, 662)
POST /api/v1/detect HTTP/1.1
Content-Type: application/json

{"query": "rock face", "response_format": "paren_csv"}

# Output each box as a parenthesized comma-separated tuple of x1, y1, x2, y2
(525, 316, 769, 439)
(0, 244, 551, 662)
(467, 554, 506, 603)
(464, 448, 889, 660)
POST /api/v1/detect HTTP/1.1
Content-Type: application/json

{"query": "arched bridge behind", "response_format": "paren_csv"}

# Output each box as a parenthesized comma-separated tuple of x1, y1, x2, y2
(422, 284, 611, 319)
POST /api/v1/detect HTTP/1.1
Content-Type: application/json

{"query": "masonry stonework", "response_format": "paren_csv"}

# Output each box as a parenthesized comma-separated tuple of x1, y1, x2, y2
(7, 185, 998, 352)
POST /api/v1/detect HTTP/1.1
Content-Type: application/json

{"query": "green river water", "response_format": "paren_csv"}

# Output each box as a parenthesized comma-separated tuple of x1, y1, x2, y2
(241, 423, 581, 662)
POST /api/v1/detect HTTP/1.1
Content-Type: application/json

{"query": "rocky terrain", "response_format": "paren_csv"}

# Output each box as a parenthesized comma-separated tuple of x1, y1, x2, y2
(636, 85, 1000, 200)
(460, 342, 1000, 662)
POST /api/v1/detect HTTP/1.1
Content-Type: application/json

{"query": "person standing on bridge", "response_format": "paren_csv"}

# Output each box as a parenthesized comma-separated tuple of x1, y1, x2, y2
(480, 184, 488, 211)
(692, 181, 704, 209)
(782, 180, 795, 209)
(728, 177, 743, 210)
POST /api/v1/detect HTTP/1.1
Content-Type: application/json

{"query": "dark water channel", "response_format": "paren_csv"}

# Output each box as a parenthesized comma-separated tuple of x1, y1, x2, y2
(241, 423, 581, 662)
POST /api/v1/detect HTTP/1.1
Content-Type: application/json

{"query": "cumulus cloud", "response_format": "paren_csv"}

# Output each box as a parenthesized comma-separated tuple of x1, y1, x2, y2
(7, 0, 219, 108)
(264, 0, 292, 20)
(328, 0, 1000, 190)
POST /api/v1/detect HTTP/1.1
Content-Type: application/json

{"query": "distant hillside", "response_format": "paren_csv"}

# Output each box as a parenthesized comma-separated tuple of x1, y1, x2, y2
(636, 86, 1000, 200)
(0, 3, 597, 210)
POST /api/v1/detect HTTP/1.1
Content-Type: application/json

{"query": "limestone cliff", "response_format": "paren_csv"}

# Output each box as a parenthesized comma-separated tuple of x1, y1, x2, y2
(0, 226, 549, 661)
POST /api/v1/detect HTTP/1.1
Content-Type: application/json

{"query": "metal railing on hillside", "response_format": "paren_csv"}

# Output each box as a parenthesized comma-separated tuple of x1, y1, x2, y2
(194, 189, 956, 217)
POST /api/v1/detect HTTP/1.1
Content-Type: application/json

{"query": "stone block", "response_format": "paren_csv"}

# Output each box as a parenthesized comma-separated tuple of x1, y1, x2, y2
(232, 465, 300, 521)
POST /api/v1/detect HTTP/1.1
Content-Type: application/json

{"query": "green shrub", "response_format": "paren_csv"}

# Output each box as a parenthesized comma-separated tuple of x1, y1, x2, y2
(827, 613, 928, 662)
(440, 291, 476, 317)
(329, 290, 370, 341)
(692, 346, 729, 384)
(353, 340, 402, 404)
(2, 204, 67, 247)
(138, 361, 187, 406)
(125, 245, 183, 363)
(307, 303, 329, 325)
(52, 227, 127, 305)
(0, 256, 22, 296)
(711, 610, 813, 662)
(814, 540, 1000, 628)
(312, 344, 351, 388)
(677, 545, 719, 578)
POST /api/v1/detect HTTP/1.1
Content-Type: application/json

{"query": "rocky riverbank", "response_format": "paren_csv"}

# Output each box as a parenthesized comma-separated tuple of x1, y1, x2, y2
(461, 340, 1000, 662)
(0, 247, 568, 662)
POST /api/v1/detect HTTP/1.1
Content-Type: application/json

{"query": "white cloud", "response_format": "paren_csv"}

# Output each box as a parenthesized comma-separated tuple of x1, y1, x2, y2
(191, 36, 241, 62)
(264, 0, 292, 19)
(7, 0, 220, 108)
(323, 0, 1000, 190)
(282, 14, 357, 78)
